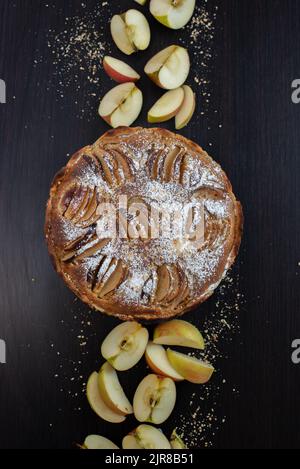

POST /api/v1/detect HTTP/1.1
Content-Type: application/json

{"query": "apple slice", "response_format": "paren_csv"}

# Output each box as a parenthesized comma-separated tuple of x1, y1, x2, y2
(103, 56, 140, 83)
(98, 362, 133, 415)
(148, 88, 184, 123)
(144, 45, 190, 89)
(167, 349, 215, 384)
(133, 374, 176, 424)
(98, 83, 143, 128)
(170, 430, 187, 449)
(101, 321, 149, 371)
(150, 0, 196, 30)
(83, 435, 119, 450)
(86, 372, 126, 423)
(111, 15, 136, 55)
(175, 85, 196, 129)
(110, 10, 151, 55)
(134, 0, 147, 5)
(125, 9, 151, 51)
(153, 320, 205, 349)
(123, 425, 171, 449)
(145, 342, 184, 381)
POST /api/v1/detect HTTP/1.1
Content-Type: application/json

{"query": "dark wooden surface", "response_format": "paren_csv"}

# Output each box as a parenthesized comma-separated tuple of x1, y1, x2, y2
(0, 0, 300, 449)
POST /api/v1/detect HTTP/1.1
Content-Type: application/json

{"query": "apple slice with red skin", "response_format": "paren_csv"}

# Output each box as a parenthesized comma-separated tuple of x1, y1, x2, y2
(103, 56, 140, 83)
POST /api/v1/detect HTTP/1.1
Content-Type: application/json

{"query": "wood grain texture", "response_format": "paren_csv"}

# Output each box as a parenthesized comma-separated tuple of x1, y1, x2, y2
(0, 0, 299, 449)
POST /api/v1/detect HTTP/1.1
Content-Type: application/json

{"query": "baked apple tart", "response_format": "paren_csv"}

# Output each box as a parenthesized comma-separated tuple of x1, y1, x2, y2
(45, 127, 243, 321)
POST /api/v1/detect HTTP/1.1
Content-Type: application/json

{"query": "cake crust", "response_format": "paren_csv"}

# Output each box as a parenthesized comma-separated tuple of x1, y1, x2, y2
(45, 127, 243, 321)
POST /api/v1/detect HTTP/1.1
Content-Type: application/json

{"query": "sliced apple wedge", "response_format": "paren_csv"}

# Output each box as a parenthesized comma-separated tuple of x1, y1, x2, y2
(111, 10, 151, 55)
(98, 83, 143, 128)
(101, 321, 149, 371)
(148, 88, 184, 123)
(175, 85, 196, 129)
(103, 56, 140, 83)
(167, 349, 215, 384)
(150, 0, 196, 30)
(145, 342, 184, 381)
(86, 372, 126, 423)
(83, 435, 119, 450)
(153, 319, 205, 350)
(123, 425, 171, 449)
(125, 9, 151, 51)
(134, 0, 147, 4)
(111, 15, 136, 55)
(98, 362, 133, 415)
(144, 45, 190, 89)
(133, 374, 176, 424)
(170, 430, 187, 449)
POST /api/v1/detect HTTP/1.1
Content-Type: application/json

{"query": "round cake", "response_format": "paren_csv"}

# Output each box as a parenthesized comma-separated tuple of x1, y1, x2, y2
(45, 127, 243, 321)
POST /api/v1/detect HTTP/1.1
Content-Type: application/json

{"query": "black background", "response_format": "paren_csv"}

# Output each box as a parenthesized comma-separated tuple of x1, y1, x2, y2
(0, 0, 300, 449)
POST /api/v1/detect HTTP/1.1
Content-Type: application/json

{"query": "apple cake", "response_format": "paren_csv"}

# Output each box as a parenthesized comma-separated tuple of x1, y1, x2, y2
(45, 127, 243, 321)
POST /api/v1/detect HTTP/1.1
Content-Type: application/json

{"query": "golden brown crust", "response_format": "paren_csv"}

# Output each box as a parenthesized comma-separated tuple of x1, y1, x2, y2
(45, 127, 243, 321)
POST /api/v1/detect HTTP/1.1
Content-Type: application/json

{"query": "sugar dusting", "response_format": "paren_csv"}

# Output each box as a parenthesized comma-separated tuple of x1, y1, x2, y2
(35, 1, 112, 121)
(181, 0, 219, 109)
(174, 272, 244, 448)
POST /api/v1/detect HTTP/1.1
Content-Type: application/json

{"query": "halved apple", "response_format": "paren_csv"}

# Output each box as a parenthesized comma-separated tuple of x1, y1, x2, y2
(175, 85, 196, 129)
(153, 320, 205, 349)
(133, 374, 176, 424)
(103, 56, 140, 83)
(98, 83, 143, 128)
(145, 342, 184, 381)
(167, 349, 215, 384)
(150, 0, 196, 30)
(170, 430, 187, 449)
(86, 372, 126, 423)
(111, 9, 151, 55)
(144, 45, 190, 89)
(98, 362, 133, 415)
(123, 425, 171, 449)
(101, 321, 149, 371)
(148, 88, 184, 123)
(82, 435, 119, 450)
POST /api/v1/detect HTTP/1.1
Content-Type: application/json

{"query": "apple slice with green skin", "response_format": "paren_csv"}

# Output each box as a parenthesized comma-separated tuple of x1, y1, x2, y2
(150, 0, 196, 30)
(145, 45, 190, 89)
(101, 321, 149, 371)
(86, 372, 126, 423)
(134, 0, 147, 5)
(148, 88, 184, 123)
(123, 425, 171, 449)
(167, 349, 215, 384)
(175, 85, 196, 129)
(82, 435, 119, 450)
(98, 83, 143, 128)
(111, 10, 150, 55)
(98, 362, 133, 415)
(145, 342, 184, 381)
(103, 56, 140, 83)
(153, 319, 205, 349)
(133, 374, 176, 424)
(170, 430, 187, 449)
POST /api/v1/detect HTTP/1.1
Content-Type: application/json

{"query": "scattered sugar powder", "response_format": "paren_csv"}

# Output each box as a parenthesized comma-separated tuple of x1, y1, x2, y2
(174, 272, 245, 448)
(180, 1, 219, 108)
(35, 2, 112, 120)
